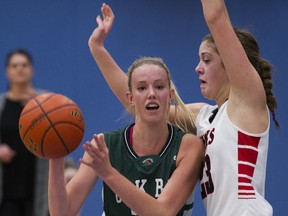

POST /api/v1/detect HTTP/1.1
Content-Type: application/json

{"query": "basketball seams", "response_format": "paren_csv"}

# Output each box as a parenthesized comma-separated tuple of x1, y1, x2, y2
(19, 93, 85, 159)
(41, 125, 70, 158)
(21, 104, 81, 140)
(40, 126, 54, 158)
(35, 103, 81, 158)
(41, 122, 84, 158)
(20, 93, 56, 116)
(51, 121, 85, 133)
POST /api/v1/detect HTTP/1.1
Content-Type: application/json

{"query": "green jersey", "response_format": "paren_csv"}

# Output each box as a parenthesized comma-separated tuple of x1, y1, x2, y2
(102, 123, 195, 216)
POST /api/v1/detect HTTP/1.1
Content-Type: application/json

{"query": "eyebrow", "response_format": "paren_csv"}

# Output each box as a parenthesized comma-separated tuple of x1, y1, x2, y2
(200, 52, 211, 56)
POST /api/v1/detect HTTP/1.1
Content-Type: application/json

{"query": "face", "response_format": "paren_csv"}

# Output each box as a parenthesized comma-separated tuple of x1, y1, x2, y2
(127, 64, 174, 124)
(6, 53, 34, 85)
(195, 40, 229, 101)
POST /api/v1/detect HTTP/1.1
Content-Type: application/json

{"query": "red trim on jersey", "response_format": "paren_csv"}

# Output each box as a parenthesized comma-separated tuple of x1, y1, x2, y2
(238, 132, 260, 148)
(238, 177, 251, 183)
(238, 164, 255, 177)
(238, 148, 258, 164)
(238, 185, 254, 190)
(237, 131, 261, 199)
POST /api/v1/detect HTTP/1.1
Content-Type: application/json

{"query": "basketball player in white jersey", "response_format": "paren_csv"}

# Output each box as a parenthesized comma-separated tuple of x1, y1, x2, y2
(88, 2, 279, 215)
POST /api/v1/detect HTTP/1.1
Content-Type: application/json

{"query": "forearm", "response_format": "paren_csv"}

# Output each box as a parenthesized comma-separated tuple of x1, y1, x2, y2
(48, 159, 74, 216)
(103, 167, 175, 216)
(201, 0, 228, 25)
(89, 43, 129, 109)
(201, 0, 260, 96)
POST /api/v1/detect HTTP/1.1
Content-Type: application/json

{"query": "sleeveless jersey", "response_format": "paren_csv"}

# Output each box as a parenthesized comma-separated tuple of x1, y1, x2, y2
(102, 123, 195, 216)
(196, 101, 273, 216)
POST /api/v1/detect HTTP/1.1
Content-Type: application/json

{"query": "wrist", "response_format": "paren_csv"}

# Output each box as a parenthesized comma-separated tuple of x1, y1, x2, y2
(88, 38, 105, 50)
(101, 166, 117, 183)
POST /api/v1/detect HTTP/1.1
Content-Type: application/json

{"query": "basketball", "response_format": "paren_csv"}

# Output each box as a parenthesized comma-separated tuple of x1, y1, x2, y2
(19, 92, 85, 159)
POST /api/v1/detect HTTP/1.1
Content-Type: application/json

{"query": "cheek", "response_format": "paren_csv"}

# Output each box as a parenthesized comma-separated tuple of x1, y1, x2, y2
(6, 70, 17, 79)
(207, 63, 227, 81)
(217, 68, 228, 83)
(159, 94, 171, 107)
(23, 68, 33, 76)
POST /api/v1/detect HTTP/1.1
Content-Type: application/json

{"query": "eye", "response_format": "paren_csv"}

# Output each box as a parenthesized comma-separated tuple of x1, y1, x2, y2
(9, 63, 31, 69)
(203, 59, 210, 64)
(155, 85, 164, 90)
(137, 86, 146, 91)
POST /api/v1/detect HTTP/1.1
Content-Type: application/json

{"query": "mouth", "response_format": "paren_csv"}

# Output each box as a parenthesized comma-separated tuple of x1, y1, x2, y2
(199, 79, 207, 86)
(199, 78, 206, 84)
(146, 102, 159, 110)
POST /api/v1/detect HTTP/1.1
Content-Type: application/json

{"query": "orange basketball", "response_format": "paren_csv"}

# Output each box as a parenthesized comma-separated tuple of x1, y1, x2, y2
(19, 92, 85, 159)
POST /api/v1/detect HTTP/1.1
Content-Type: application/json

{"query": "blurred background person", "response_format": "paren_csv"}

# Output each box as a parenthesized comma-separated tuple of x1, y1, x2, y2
(0, 48, 49, 216)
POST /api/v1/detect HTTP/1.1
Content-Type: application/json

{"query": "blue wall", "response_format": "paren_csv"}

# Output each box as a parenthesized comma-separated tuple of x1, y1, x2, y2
(0, 1, 287, 215)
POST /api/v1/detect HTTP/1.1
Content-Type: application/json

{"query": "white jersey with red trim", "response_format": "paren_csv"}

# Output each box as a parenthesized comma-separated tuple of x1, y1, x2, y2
(196, 101, 273, 216)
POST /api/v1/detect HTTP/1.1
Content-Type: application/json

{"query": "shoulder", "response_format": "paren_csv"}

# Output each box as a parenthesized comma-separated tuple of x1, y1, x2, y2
(0, 92, 6, 100)
(186, 102, 208, 113)
(176, 133, 205, 172)
(179, 133, 204, 156)
(103, 125, 131, 146)
(196, 103, 217, 120)
(104, 126, 128, 138)
(0, 93, 7, 112)
(182, 133, 204, 147)
(170, 124, 204, 150)
(35, 89, 49, 95)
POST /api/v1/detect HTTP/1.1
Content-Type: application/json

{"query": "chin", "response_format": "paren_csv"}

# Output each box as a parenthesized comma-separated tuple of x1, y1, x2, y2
(201, 92, 214, 101)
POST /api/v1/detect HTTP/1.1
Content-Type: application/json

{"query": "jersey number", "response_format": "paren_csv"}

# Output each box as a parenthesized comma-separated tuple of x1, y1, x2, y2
(201, 154, 214, 199)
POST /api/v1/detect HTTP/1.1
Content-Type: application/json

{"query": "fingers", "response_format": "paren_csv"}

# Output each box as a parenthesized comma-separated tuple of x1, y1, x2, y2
(101, 3, 109, 18)
(93, 133, 107, 153)
(96, 15, 103, 26)
(82, 140, 99, 159)
(83, 134, 107, 161)
(101, 3, 115, 23)
(80, 134, 108, 173)
(80, 141, 100, 169)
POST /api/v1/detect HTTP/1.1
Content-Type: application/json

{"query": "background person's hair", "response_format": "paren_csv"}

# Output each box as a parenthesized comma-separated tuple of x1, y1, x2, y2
(5, 48, 34, 68)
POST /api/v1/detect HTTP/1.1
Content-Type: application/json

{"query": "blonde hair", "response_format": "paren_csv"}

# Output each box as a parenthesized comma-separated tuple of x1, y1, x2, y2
(127, 57, 195, 133)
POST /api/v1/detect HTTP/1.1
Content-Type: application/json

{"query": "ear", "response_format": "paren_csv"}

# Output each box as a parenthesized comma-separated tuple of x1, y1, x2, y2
(126, 91, 134, 106)
(169, 88, 175, 102)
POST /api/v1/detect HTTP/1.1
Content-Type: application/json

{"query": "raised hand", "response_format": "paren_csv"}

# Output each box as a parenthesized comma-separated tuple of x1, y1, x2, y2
(88, 3, 115, 49)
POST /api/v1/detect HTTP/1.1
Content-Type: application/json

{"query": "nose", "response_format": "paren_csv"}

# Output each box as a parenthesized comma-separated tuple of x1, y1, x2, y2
(148, 87, 156, 99)
(195, 62, 203, 74)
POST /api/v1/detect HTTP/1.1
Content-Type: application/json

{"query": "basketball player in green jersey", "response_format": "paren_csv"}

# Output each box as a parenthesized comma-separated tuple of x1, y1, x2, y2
(48, 57, 204, 216)
(88, 3, 278, 216)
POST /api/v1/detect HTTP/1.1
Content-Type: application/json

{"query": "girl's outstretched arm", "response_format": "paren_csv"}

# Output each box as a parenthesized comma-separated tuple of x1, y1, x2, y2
(88, 3, 129, 109)
(89, 3, 206, 132)
(201, 0, 268, 133)
(49, 153, 98, 216)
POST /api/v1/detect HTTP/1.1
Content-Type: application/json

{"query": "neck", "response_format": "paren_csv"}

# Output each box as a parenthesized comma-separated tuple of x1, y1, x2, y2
(215, 88, 229, 108)
(132, 121, 169, 156)
(7, 83, 34, 101)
